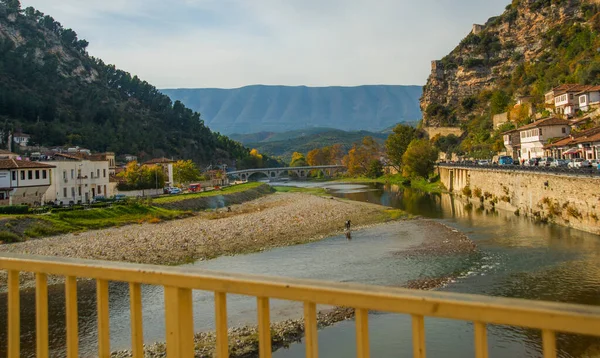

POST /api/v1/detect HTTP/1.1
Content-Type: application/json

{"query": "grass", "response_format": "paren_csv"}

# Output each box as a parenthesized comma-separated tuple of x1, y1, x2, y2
(272, 186, 328, 195)
(17, 204, 189, 239)
(336, 174, 445, 193)
(153, 182, 264, 204)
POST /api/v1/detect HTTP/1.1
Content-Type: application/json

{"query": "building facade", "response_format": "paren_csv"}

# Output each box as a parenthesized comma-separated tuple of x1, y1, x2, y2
(502, 129, 521, 160)
(518, 118, 571, 160)
(42, 153, 112, 204)
(544, 126, 600, 160)
(143, 157, 174, 186)
(577, 86, 600, 112)
(0, 159, 55, 206)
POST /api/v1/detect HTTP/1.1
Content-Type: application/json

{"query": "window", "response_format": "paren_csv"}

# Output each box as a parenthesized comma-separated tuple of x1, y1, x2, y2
(104, 185, 107, 195)
(97, 169, 100, 178)
(35, 170, 40, 179)
(12, 171, 16, 181)
(20, 171, 25, 180)
(90, 171, 93, 179)
(71, 187, 75, 197)
(562, 127, 566, 134)
(103, 169, 106, 178)
(63, 170, 67, 180)
(78, 187, 82, 195)
(570, 94, 574, 99)
(63, 188, 68, 198)
(98, 186, 102, 194)
(71, 169, 74, 179)
(539, 128, 542, 136)
(28, 170, 32, 180)
(42, 170, 47, 179)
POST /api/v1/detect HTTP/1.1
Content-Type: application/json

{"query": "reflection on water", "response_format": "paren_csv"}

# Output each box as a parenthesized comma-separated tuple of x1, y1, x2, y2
(1, 182, 599, 357)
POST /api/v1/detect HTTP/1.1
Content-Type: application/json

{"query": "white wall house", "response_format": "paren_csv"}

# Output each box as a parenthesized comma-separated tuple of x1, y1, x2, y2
(577, 86, 600, 112)
(518, 118, 571, 160)
(0, 159, 55, 206)
(13, 132, 30, 147)
(42, 153, 112, 204)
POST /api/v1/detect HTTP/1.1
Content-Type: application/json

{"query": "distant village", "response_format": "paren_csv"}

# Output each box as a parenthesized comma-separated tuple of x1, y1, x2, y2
(0, 136, 230, 207)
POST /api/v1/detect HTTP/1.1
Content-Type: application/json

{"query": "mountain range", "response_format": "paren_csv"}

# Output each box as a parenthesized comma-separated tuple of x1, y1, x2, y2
(161, 85, 422, 135)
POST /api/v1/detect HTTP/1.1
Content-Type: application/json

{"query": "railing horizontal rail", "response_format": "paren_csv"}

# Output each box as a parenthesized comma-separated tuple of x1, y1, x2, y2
(2, 253, 600, 337)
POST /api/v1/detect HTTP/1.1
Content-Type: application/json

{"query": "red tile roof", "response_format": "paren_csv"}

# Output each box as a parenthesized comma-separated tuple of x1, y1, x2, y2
(0, 159, 55, 169)
(552, 84, 591, 95)
(518, 117, 570, 130)
(544, 126, 600, 148)
(575, 85, 600, 95)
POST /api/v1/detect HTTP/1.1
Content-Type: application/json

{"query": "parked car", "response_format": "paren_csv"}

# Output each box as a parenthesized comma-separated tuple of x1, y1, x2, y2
(498, 156, 514, 166)
(524, 158, 540, 166)
(538, 157, 555, 167)
(477, 159, 490, 166)
(550, 159, 568, 167)
(188, 183, 202, 192)
(568, 158, 591, 168)
(92, 195, 107, 203)
(113, 194, 127, 201)
(169, 187, 182, 194)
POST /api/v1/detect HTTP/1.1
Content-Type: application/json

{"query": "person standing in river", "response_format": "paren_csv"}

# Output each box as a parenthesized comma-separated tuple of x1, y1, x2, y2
(345, 220, 351, 231)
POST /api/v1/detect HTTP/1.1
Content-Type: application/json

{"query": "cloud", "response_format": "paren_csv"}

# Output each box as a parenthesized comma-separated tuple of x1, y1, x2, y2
(21, 0, 507, 88)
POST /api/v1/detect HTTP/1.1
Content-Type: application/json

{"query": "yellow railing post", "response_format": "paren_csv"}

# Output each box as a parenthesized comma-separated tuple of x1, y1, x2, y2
(164, 286, 194, 358)
(474, 322, 488, 358)
(355, 308, 370, 358)
(542, 330, 557, 358)
(129, 282, 144, 358)
(36, 273, 49, 358)
(304, 302, 319, 358)
(8, 270, 20, 358)
(411, 314, 426, 358)
(215, 292, 229, 358)
(65, 276, 79, 358)
(97, 279, 110, 358)
(257, 297, 272, 358)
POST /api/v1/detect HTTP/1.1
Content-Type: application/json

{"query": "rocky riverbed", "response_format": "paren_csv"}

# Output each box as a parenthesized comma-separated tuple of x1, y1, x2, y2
(0, 192, 400, 289)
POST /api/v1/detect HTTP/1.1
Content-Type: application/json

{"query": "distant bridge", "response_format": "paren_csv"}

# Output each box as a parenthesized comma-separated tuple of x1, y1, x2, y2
(228, 165, 346, 181)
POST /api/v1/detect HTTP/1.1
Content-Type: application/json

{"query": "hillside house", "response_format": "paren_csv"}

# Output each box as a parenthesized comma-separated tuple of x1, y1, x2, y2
(544, 126, 600, 160)
(0, 159, 55, 206)
(42, 153, 111, 205)
(12, 132, 30, 147)
(518, 117, 571, 160)
(545, 84, 589, 117)
(576, 86, 600, 112)
(502, 129, 521, 160)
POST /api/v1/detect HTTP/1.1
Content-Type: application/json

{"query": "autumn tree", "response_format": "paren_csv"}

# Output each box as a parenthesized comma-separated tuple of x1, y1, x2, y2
(173, 159, 201, 184)
(118, 161, 166, 190)
(290, 152, 307, 167)
(385, 124, 416, 171)
(401, 139, 438, 178)
(343, 136, 381, 176)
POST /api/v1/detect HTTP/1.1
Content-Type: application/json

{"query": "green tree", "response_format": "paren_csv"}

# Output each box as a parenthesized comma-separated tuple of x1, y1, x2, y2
(366, 159, 383, 179)
(490, 90, 511, 115)
(173, 160, 201, 184)
(402, 139, 439, 178)
(385, 124, 416, 171)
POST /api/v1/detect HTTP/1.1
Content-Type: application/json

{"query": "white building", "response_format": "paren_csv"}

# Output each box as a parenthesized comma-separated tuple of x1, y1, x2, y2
(0, 159, 55, 206)
(42, 153, 112, 204)
(518, 117, 571, 160)
(577, 86, 600, 112)
(143, 157, 174, 186)
(12, 132, 30, 147)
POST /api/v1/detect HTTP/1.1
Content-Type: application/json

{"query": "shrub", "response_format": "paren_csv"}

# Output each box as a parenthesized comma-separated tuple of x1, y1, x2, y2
(0, 205, 29, 215)
(473, 187, 482, 198)
(566, 205, 582, 219)
(462, 186, 472, 197)
(0, 230, 21, 243)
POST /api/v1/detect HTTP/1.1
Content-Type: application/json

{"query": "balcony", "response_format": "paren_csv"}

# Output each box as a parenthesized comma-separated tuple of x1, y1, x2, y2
(1, 253, 600, 358)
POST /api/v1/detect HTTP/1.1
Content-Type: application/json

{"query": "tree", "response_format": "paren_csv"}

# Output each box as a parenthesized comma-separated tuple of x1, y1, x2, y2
(343, 136, 381, 176)
(385, 124, 416, 171)
(117, 161, 166, 189)
(366, 159, 383, 179)
(173, 159, 201, 184)
(306, 148, 327, 166)
(290, 152, 307, 167)
(118, 161, 143, 189)
(401, 139, 438, 178)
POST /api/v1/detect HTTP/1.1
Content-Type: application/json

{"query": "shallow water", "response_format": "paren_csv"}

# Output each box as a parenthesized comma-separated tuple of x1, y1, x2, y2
(0, 182, 599, 357)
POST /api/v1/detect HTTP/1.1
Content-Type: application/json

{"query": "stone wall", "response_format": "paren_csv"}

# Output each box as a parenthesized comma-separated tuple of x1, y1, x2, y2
(439, 166, 600, 235)
(424, 126, 464, 139)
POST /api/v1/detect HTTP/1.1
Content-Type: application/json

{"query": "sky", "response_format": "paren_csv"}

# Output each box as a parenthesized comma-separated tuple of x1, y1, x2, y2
(22, 0, 508, 89)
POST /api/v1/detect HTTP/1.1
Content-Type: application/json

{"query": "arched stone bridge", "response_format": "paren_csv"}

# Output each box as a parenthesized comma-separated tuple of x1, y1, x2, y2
(228, 165, 346, 181)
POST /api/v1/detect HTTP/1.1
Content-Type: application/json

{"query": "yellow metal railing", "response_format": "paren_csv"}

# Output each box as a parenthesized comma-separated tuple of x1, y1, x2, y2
(2, 253, 600, 358)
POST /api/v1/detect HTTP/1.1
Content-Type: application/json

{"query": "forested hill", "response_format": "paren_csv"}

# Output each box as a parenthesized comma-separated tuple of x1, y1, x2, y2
(161, 85, 423, 134)
(0, 1, 248, 164)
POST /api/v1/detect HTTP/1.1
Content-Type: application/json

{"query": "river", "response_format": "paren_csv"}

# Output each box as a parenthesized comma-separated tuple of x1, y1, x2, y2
(0, 182, 599, 357)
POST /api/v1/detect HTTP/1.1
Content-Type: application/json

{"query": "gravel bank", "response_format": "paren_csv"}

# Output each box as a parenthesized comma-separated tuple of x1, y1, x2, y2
(0, 192, 397, 288)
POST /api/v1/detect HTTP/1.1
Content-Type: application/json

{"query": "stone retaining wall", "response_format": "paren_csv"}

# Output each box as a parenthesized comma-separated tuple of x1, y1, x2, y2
(439, 166, 600, 235)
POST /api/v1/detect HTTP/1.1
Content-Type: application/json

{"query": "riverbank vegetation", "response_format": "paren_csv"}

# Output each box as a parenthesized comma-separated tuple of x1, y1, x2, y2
(336, 174, 444, 194)
(153, 182, 264, 204)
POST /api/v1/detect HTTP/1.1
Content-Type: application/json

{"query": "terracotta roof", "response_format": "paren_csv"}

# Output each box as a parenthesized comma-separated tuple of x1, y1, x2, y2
(518, 117, 570, 130)
(0, 159, 55, 169)
(501, 128, 519, 135)
(575, 85, 600, 95)
(551, 84, 591, 95)
(144, 157, 174, 164)
(53, 153, 82, 161)
(0, 150, 17, 155)
(545, 126, 600, 148)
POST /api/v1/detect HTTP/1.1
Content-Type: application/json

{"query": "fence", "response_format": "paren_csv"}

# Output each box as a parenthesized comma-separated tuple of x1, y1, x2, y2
(1, 253, 600, 358)
(438, 163, 600, 177)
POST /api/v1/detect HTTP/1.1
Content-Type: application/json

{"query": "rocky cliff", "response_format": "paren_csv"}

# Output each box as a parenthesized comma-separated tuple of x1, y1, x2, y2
(421, 0, 600, 127)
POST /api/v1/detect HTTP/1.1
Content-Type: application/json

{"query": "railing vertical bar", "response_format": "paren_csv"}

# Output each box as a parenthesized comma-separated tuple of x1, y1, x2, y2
(129, 282, 144, 358)
(36, 273, 49, 358)
(164, 286, 194, 358)
(65, 276, 79, 358)
(257, 297, 272, 358)
(303, 302, 318, 358)
(411, 314, 426, 358)
(96, 279, 110, 358)
(7, 270, 20, 358)
(474, 322, 488, 358)
(355, 308, 370, 358)
(215, 292, 229, 358)
(542, 330, 557, 358)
